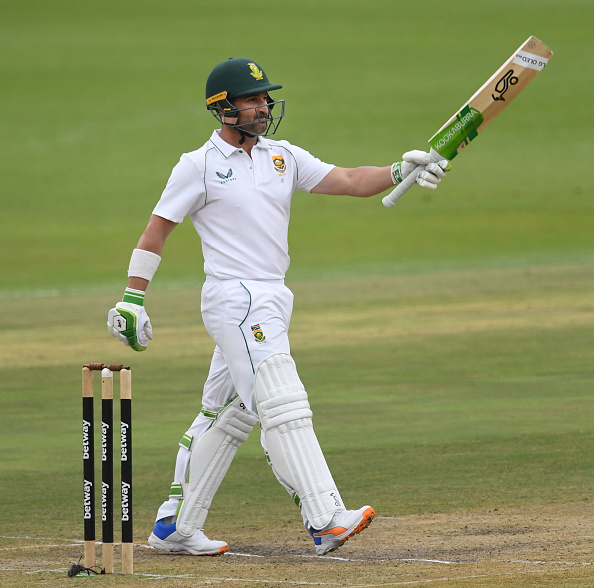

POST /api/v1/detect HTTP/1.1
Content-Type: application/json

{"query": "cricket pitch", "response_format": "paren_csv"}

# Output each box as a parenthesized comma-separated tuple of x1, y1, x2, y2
(1, 502, 592, 587)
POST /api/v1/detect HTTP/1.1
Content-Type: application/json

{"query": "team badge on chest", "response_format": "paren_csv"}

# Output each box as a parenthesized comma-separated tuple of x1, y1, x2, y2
(272, 156, 286, 173)
(251, 324, 266, 343)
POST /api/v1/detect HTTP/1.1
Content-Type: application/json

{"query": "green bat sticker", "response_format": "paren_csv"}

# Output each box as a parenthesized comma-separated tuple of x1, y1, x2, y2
(429, 105, 485, 160)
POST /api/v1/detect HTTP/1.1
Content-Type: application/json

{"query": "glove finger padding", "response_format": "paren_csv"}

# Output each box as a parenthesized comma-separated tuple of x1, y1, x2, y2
(401, 150, 452, 190)
(393, 151, 451, 190)
(402, 150, 431, 166)
(416, 171, 439, 189)
(107, 302, 152, 352)
(425, 162, 447, 179)
(416, 159, 451, 189)
(144, 318, 153, 340)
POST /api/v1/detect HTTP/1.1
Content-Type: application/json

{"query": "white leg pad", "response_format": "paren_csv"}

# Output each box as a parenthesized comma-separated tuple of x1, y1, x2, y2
(254, 353, 344, 530)
(176, 396, 258, 537)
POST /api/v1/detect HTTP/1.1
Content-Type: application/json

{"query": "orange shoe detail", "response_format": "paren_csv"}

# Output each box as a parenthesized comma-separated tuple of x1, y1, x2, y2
(348, 506, 375, 539)
(314, 507, 376, 540)
(312, 505, 375, 556)
(189, 543, 229, 556)
(315, 526, 348, 537)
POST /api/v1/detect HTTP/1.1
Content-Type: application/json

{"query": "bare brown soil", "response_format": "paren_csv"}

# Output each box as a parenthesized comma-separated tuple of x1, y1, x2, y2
(1, 502, 592, 587)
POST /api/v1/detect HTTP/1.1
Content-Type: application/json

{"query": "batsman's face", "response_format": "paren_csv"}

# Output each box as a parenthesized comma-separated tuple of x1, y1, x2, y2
(232, 93, 271, 135)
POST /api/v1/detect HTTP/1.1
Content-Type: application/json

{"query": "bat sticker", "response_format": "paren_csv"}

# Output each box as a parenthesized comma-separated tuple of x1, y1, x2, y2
(492, 69, 519, 101)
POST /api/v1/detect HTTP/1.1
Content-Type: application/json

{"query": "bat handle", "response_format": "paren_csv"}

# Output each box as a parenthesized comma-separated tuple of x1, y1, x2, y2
(381, 165, 423, 208)
(382, 149, 444, 209)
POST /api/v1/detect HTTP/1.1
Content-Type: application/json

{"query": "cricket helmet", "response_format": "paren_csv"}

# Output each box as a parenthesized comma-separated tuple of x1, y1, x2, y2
(205, 57, 285, 137)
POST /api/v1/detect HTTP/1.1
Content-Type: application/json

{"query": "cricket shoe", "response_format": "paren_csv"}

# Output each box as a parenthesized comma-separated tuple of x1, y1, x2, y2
(148, 519, 228, 555)
(309, 505, 375, 555)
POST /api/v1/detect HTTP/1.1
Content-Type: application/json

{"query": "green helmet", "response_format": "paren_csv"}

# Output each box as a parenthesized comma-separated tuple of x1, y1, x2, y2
(205, 58, 282, 106)
(205, 58, 285, 138)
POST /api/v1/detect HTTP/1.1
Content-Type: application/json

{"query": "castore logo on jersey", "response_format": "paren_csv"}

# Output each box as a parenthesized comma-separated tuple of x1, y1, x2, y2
(216, 168, 236, 184)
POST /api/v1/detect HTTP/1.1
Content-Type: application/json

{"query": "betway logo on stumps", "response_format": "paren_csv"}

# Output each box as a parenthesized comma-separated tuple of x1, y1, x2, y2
(430, 105, 485, 160)
(82, 420, 92, 459)
(120, 422, 130, 461)
(121, 481, 131, 522)
(83, 479, 93, 519)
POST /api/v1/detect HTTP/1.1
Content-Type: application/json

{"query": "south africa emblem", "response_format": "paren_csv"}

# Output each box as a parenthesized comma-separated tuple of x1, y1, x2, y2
(251, 324, 266, 343)
(247, 62, 264, 80)
(272, 156, 286, 173)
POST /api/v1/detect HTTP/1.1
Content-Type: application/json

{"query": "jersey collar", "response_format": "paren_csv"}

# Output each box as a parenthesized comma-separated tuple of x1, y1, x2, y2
(209, 130, 272, 158)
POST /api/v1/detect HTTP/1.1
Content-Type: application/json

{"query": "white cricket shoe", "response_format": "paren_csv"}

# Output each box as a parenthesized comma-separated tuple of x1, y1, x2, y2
(148, 519, 228, 556)
(309, 505, 375, 555)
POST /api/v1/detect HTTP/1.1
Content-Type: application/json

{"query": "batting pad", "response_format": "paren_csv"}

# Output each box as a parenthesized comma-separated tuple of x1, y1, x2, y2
(254, 353, 344, 530)
(176, 396, 258, 537)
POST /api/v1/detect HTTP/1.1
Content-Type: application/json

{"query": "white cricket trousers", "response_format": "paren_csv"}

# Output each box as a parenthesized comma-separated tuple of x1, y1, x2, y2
(201, 276, 294, 414)
(156, 277, 295, 521)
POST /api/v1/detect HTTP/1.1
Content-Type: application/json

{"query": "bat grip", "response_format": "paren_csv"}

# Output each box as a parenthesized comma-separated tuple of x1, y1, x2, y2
(381, 165, 423, 208)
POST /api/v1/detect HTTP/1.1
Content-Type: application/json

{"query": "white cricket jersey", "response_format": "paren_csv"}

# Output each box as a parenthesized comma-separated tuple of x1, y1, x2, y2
(153, 130, 334, 280)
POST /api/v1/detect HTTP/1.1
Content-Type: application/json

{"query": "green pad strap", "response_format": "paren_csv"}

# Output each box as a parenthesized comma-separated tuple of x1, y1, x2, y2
(169, 483, 183, 499)
(201, 407, 217, 419)
(179, 433, 193, 450)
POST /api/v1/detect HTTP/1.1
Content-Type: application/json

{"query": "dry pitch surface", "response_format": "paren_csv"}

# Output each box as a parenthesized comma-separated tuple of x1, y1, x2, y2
(1, 503, 592, 587)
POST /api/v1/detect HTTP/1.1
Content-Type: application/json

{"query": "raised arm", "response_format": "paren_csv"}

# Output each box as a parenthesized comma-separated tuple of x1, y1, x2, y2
(311, 151, 450, 198)
(311, 166, 393, 198)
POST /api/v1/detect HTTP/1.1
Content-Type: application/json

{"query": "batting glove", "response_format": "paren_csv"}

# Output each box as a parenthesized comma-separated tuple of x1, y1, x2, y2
(107, 288, 153, 352)
(391, 150, 451, 190)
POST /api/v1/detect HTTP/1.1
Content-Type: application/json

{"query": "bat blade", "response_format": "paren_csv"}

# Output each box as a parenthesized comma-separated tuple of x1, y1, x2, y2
(382, 36, 554, 208)
(429, 35, 554, 161)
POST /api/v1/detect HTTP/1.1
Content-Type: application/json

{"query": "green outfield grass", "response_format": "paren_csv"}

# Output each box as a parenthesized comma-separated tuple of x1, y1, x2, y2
(1, 266, 593, 513)
(1, 0, 593, 585)
(1, 265, 593, 586)
(2, 0, 593, 292)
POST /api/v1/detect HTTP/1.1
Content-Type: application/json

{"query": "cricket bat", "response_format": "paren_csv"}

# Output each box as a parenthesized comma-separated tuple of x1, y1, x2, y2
(382, 35, 554, 208)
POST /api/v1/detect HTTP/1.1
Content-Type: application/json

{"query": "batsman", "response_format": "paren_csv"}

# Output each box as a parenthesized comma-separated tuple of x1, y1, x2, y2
(107, 57, 450, 556)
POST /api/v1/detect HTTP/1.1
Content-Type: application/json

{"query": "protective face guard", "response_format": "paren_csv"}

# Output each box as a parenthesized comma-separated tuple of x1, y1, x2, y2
(208, 96, 285, 137)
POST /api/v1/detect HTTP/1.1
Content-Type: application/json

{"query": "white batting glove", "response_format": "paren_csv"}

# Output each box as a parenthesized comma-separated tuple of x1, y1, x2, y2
(392, 150, 451, 190)
(107, 288, 153, 352)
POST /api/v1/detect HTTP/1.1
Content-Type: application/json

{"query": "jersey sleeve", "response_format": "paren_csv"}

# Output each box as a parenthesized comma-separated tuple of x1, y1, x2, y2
(152, 154, 205, 223)
(283, 143, 334, 193)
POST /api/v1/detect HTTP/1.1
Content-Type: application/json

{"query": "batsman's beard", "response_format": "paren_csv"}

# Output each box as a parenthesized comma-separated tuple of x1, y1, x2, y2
(236, 108, 271, 136)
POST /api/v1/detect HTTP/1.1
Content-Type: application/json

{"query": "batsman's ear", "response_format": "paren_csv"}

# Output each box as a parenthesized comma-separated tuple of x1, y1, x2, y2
(209, 99, 238, 122)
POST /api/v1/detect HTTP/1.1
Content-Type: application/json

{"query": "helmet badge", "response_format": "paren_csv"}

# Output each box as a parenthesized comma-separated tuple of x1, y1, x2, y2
(247, 62, 264, 80)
